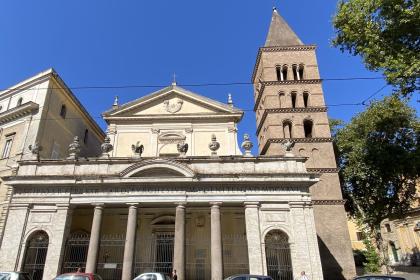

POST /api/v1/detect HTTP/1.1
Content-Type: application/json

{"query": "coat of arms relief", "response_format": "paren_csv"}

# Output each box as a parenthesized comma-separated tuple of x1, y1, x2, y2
(163, 98, 183, 114)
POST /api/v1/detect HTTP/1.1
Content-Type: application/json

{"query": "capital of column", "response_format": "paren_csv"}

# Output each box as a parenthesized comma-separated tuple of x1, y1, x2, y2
(127, 203, 139, 209)
(92, 203, 105, 209)
(244, 202, 260, 208)
(210, 201, 222, 208)
(175, 202, 186, 209)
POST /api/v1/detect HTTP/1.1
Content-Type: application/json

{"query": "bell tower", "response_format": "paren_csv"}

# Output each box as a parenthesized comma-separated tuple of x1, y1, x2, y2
(252, 8, 356, 279)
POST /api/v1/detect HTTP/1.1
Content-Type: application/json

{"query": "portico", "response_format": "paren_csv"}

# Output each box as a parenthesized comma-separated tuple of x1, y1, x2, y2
(0, 156, 323, 280)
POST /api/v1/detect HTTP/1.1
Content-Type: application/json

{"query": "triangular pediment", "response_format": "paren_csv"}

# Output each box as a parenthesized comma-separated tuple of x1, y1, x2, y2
(103, 85, 242, 120)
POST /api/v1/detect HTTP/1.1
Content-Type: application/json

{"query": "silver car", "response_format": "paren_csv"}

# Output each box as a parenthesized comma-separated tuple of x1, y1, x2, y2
(133, 273, 170, 280)
(0, 272, 32, 280)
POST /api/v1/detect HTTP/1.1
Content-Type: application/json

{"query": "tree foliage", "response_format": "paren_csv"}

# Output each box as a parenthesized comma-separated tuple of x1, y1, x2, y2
(363, 238, 382, 273)
(335, 96, 419, 232)
(333, 0, 420, 96)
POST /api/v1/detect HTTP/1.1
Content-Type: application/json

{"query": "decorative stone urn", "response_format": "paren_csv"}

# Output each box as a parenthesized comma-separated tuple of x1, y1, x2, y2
(208, 134, 220, 156)
(131, 141, 144, 158)
(100, 136, 113, 158)
(282, 139, 295, 157)
(29, 141, 42, 161)
(177, 142, 188, 157)
(67, 136, 81, 160)
(241, 134, 253, 157)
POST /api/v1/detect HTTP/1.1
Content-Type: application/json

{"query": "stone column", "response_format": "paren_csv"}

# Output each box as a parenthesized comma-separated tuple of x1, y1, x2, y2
(173, 203, 186, 280)
(210, 202, 223, 280)
(122, 203, 138, 280)
(244, 202, 264, 275)
(86, 204, 104, 273)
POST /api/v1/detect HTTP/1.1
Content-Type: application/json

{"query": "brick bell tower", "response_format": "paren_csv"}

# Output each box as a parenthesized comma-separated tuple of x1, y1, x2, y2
(252, 8, 356, 280)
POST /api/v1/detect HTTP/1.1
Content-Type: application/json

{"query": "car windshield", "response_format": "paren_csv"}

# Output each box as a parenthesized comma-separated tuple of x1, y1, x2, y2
(0, 273, 11, 280)
(55, 276, 89, 280)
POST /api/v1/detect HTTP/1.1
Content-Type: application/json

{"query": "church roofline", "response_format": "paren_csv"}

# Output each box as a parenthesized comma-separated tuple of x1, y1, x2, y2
(102, 84, 243, 119)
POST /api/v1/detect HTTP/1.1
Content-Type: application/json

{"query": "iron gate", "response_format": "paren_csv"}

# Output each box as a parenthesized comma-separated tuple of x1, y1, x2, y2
(134, 233, 174, 276)
(265, 230, 293, 280)
(222, 234, 249, 278)
(96, 234, 125, 280)
(186, 235, 210, 280)
(62, 232, 90, 273)
(22, 231, 49, 280)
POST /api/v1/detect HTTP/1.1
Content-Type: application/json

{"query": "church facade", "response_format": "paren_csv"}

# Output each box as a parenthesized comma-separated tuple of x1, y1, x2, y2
(0, 83, 324, 280)
(0, 8, 358, 280)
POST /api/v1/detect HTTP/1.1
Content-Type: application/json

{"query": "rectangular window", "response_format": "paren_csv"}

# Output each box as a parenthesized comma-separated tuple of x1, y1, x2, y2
(2, 137, 13, 159)
(385, 223, 392, 232)
(356, 232, 363, 241)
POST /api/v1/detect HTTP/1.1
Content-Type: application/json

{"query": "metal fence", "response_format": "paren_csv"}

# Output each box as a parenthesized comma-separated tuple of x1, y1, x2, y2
(134, 233, 174, 277)
(96, 234, 125, 280)
(265, 230, 293, 280)
(186, 235, 211, 280)
(222, 234, 249, 278)
(22, 231, 49, 280)
(62, 232, 90, 273)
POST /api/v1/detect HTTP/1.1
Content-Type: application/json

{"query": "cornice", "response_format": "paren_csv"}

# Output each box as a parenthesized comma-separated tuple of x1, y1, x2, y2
(260, 137, 333, 155)
(306, 168, 339, 173)
(0, 102, 39, 125)
(253, 79, 322, 111)
(256, 107, 328, 135)
(312, 199, 345, 205)
(103, 113, 243, 122)
(251, 45, 317, 83)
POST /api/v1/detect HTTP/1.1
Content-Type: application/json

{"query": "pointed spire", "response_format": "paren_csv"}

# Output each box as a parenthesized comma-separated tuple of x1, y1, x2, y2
(265, 7, 303, 47)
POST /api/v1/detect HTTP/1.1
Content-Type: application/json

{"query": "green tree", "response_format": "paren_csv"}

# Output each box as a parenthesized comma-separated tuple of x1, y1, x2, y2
(335, 96, 419, 234)
(333, 0, 420, 96)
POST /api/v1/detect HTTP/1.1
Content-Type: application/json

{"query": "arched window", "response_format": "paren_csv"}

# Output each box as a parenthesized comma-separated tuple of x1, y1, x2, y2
(292, 64, 298, 80)
(17, 97, 23, 106)
(276, 65, 282, 81)
(304, 119, 313, 138)
(283, 121, 292, 138)
(291, 92, 297, 108)
(60, 104, 67, 119)
(23, 231, 49, 280)
(83, 129, 89, 144)
(265, 230, 293, 280)
(278, 91, 285, 108)
(303, 92, 309, 108)
(282, 65, 288, 81)
(298, 64, 305, 80)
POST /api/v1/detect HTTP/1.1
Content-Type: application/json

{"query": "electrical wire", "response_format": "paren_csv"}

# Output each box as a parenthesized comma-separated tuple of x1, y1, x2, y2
(0, 76, 385, 92)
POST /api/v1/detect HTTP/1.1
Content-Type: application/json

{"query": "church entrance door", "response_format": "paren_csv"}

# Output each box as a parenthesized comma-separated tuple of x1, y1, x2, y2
(265, 230, 293, 280)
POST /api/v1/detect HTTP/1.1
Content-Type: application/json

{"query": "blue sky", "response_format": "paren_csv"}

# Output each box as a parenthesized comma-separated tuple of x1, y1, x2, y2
(0, 0, 409, 150)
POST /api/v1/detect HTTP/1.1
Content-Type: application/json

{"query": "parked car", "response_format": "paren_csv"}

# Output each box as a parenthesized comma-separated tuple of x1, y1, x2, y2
(133, 273, 171, 280)
(0, 272, 31, 280)
(224, 275, 273, 280)
(353, 276, 406, 280)
(53, 273, 103, 280)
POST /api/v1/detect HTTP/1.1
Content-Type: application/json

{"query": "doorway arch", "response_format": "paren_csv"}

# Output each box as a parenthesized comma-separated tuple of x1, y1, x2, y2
(22, 231, 49, 280)
(265, 230, 293, 280)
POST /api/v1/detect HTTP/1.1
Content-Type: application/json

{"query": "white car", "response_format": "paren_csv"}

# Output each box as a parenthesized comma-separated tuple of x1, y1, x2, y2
(133, 273, 170, 280)
(0, 272, 32, 280)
